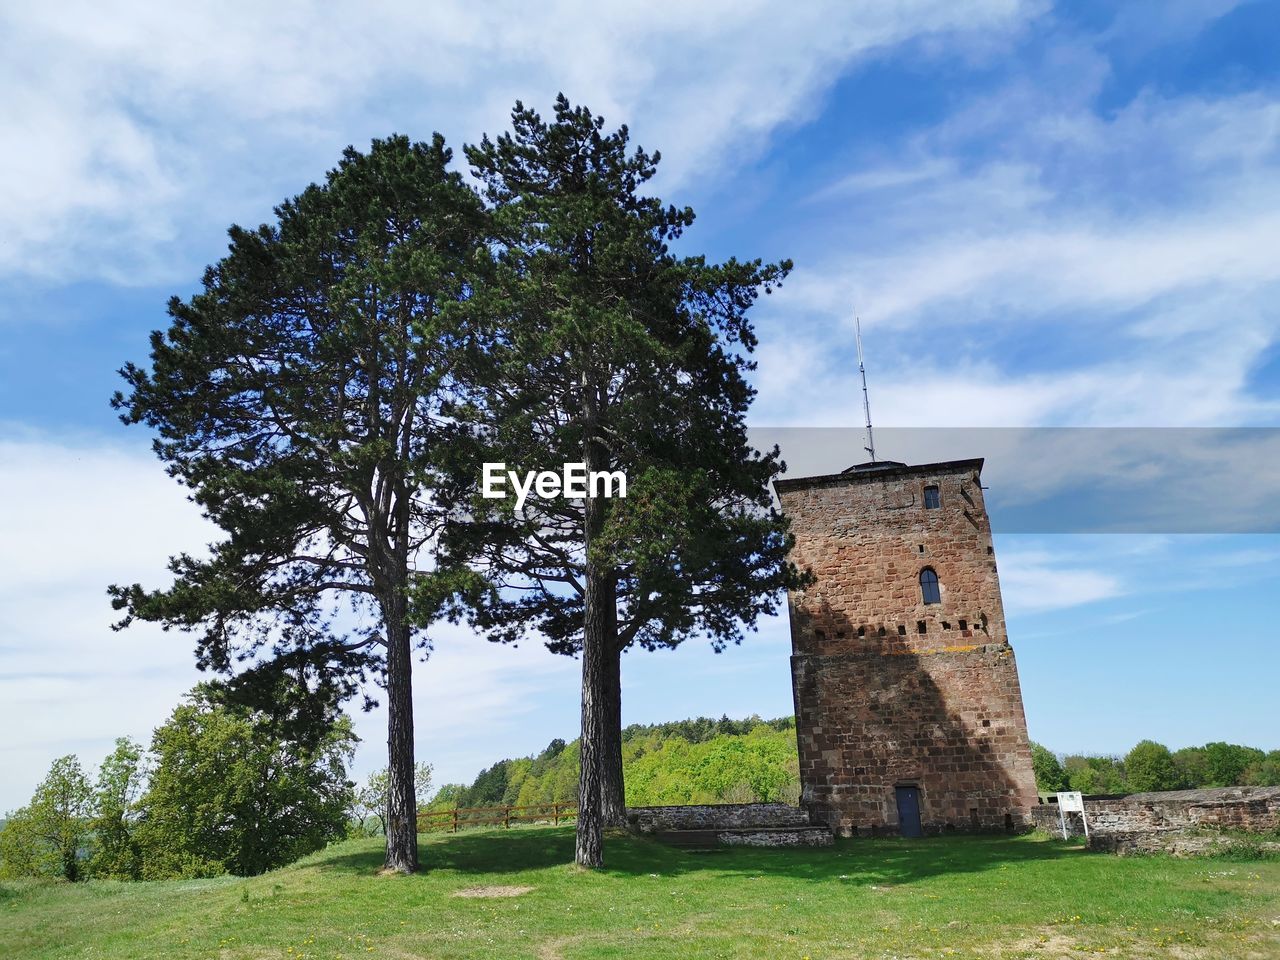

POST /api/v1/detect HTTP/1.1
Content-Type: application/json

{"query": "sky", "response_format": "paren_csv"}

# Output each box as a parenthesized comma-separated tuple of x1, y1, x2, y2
(2, 0, 1279, 810)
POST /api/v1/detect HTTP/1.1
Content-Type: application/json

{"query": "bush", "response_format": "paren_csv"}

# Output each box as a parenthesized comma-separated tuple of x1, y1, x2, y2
(1063, 754, 1127, 795)
(1204, 742, 1266, 787)
(1030, 742, 1068, 793)
(1241, 751, 1280, 787)
(0, 756, 93, 881)
(1124, 740, 1179, 793)
(134, 688, 355, 879)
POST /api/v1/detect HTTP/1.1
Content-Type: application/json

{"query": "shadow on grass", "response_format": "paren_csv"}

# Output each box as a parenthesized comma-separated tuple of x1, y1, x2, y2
(319, 826, 1084, 886)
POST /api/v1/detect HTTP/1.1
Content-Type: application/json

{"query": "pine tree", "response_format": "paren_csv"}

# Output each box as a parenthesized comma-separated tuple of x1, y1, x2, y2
(109, 135, 486, 873)
(455, 97, 798, 866)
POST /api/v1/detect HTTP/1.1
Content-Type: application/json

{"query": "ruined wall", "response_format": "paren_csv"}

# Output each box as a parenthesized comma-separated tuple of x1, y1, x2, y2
(1032, 786, 1280, 854)
(777, 460, 1039, 836)
(626, 803, 811, 833)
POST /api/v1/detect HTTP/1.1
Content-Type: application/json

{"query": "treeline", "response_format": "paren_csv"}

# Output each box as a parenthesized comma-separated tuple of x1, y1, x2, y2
(0, 686, 354, 882)
(1032, 740, 1280, 795)
(426, 722, 1279, 821)
(424, 716, 800, 820)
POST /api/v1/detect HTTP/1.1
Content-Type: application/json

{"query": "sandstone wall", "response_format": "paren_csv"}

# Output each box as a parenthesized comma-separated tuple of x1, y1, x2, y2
(626, 803, 811, 833)
(777, 460, 1039, 836)
(1032, 786, 1280, 854)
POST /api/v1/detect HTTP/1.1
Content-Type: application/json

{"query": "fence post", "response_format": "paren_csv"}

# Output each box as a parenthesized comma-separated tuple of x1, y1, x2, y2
(504, 806, 510, 829)
(452, 808, 458, 833)
(553, 802, 559, 826)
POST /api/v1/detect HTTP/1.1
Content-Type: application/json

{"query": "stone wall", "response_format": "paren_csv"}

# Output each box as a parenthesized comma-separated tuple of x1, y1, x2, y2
(717, 828, 832, 848)
(776, 460, 1039, 836)
(1031, 787, 1280, 855)
(626, 802, 811, 833)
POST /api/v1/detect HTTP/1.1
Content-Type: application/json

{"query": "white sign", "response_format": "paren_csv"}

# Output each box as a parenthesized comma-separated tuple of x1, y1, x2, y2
(1055, 791, 1089, 839)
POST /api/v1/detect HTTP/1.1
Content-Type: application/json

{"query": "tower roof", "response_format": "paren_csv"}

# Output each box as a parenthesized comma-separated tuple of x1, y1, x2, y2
(773, 458, 984, 493)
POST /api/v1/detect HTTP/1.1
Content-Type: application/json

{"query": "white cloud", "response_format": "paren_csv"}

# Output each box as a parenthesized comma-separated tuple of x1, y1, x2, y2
(751, 76, 1280, 428)
(0, 434, 212, 809)
(0, 0, 1039, 284)
(998, 552, 1122, 614)
(0, 432, 583, 809)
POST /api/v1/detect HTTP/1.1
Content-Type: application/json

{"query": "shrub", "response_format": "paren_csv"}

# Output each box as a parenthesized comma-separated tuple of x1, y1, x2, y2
(1124, 740, 1179, 793)
(134, 688, 355, 879)
(1030, 742, 1069, 793)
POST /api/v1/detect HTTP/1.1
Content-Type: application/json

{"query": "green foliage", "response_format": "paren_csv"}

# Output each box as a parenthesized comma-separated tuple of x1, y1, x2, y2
(1063, 754, 1129, 795)
(134, 688, 355, 879)
(0, 756, 94, 882)
(1241, 751, 1280, 787)
(1172, 746, 1210, 788)
(1203, 742, 1266, 787)
(1124, 740, 1180, 793)
(1030, 742, 1069, 793)
(431, 717, 800, 819)
(109, 131, 489, 705)
(87, 738, 146, 880)
(1046, 740, 1276, 795)
(454, 95, 798, 655)
(352, 764, 433, 835)
(625, 724, 800, 805)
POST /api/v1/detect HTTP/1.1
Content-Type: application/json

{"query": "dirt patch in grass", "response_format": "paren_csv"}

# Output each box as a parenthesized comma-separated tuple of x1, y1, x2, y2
(452, 884, 535, 898)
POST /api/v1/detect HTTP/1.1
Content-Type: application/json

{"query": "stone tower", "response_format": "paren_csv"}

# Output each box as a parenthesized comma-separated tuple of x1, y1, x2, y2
(775, 458, 1038, 836)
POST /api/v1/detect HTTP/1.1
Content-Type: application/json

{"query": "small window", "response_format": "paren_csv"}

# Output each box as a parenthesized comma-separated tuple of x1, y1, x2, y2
(920, 567, 941, 605)
(923, 485, 941, 509)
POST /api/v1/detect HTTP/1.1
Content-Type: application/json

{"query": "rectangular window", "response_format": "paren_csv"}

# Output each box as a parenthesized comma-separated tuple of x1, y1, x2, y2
(923, 485, 941, 509)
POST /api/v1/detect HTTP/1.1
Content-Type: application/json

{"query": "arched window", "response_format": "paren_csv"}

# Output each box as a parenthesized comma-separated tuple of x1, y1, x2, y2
(920, 567, 941, 605)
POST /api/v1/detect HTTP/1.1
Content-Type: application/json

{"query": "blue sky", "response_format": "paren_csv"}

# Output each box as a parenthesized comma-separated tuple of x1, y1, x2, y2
(2, 1, 1278, 809)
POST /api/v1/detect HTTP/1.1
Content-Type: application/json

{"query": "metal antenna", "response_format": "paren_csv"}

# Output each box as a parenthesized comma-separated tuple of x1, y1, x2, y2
(855, 313, 876, 462)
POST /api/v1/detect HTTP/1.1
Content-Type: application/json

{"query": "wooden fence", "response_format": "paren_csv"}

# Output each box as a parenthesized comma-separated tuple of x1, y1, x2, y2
(418, 801, 578, 833)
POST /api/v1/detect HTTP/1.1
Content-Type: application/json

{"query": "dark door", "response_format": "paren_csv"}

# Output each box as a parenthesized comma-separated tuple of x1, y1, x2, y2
(895, 786, 922, 837)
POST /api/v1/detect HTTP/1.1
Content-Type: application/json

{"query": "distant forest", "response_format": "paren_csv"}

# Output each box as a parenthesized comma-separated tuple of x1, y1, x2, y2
(1031, 739, 1280, 795)
(424, 716, 801, 819)
(425, 717, 1280, 816)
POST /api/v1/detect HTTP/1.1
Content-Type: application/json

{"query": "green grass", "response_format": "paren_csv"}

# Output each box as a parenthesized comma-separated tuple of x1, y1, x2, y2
(2, 827, 1278, 959)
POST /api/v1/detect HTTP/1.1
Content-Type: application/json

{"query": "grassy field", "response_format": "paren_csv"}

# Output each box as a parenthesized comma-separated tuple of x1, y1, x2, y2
(2, 827, 1278, 959)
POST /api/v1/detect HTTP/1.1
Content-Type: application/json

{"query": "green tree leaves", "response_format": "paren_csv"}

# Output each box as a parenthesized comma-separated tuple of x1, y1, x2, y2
(0, 756, 93, 881)
(1124, 740, 1180, 793)
(1030, 742, 1069, 793)
(133, 687, 355, 879)
(88, 738, 146, 880)
(422, 717, 802, 816)
(353, 763, 433, 836)
(1033, 739, 1276, 795)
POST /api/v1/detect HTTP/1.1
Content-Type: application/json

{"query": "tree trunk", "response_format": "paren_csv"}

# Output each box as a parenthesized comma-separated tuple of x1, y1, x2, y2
(600, 600, 626, 828)
(576, 432, 610, 868)
(383, 595, 419, 874)
(576, 568, 609, 867)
